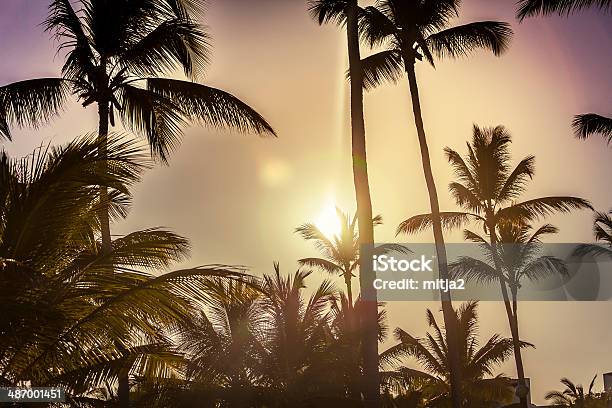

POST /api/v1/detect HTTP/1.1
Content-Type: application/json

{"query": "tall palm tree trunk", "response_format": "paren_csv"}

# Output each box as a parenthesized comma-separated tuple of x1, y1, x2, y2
(97, 61, 130, 407)
(405, 62, 462, 408)
(97, 100, 112, 254)
(487, 225, 528, 408)
(346, 2, 379, 406)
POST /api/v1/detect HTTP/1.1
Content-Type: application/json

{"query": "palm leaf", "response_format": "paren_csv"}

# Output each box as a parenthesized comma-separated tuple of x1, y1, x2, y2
(360, 50, 404, 91)
(572, 113, 612, 144)
(0, 78, 71, 140)
(517, 0, 612, 20)
(147, 78, 276, 136)
(426, 21, 513, 58)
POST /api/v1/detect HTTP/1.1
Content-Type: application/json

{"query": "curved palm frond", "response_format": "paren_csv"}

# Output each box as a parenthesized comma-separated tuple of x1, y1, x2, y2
(147, 78, 276, 137)
(397, 212, 482, 236)
(426, 21, 513, 59)
(572, 113, 612, 144)
(360, 50, 404, 91)
(308, 0, 349, 26)
(0, 78, 71, 140)
(517, 0, 612, 20)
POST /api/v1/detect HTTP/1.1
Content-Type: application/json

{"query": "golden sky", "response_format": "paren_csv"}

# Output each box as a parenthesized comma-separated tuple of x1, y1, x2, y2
(1, 0, 611, 403)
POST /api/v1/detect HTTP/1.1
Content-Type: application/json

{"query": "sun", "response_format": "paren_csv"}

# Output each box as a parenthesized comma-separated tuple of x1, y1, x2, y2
(315, 204, 342, 239)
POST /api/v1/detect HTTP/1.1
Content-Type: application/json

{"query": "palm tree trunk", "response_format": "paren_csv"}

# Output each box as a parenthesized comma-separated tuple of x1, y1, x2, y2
(97, 100, 112, 253)
(346, 2, 379, 406)
(345, 273, 354, 306)
(404, 62, 462, 408)
(487, 226, 529, 408)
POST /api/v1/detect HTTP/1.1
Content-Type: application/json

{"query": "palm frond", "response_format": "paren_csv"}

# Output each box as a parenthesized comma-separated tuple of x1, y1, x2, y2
(572, 113, 612, 144)
(118, 84, 186, 163)
(147, 78, 276, 136)
(308, 0, 348, 26)
(360, 50, 404, 91)
(397, 212, 482, 236)
(448, 257, 500, 284)
(0, 78, 71, 140)
(119, 18, 211, 79)
(358, 6, 397, 47)
(496, 197, 592, 223)
(517, 0, 612, 20)
(426, 21, 513, 58)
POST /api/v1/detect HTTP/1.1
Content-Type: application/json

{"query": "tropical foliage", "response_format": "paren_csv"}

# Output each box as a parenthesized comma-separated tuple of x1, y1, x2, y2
(545, 376, 611, 407)
(379, 302, 521, 408)
(0, 135, 242, 405)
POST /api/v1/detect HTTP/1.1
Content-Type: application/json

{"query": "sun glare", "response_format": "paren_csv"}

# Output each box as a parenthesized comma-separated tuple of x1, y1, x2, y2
(315, 204, 342, 239)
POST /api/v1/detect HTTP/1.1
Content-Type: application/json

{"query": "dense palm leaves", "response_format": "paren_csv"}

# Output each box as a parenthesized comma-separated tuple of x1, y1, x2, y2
(379, 302, 520, 407)
(358, 4, 513, 405)
(0, 0, 275, 155)
(0, 136, 243, 402)
(450, 221, 568, 292)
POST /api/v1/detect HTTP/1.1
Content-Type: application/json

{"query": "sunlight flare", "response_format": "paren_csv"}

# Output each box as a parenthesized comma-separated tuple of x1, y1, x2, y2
(315, 203, 342, 239)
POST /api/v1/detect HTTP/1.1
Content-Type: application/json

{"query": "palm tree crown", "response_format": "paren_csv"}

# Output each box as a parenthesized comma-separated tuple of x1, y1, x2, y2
(380, 301, 521, 407)
(0, 0, 275, 161)
(398, 125, 592, 237)
(357, 0, 513, 90)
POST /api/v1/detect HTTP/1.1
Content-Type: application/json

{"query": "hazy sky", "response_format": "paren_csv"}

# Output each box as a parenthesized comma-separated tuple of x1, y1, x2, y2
(1, 0, 611, 403)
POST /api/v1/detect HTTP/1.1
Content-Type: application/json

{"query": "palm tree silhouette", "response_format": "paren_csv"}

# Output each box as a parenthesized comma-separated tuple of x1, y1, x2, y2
(0, 135, 244, 404)
(572, 114, 612, 145)
(516, 0, 611, 19)
(296, 210, 409, 306)
(178, 279, 269, 407)
(380, 301, 524, 407)
(398, 125, 592, 408)
(308, 1, 380, 403)
(574, 210, 612, 259)
(358, 2, 512, 404)
(0, 0, 275, 253)
(545, 376, 609, 407)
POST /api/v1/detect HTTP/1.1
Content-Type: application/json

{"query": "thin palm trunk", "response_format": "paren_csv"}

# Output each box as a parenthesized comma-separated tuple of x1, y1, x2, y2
(405, 62, 462, 408)
(97, 61, 129, 408)
(344, 273, 354, 306)
(346, 2, 379, 406)
(487, 224, 528, 408)
(97, 99, 112, 253)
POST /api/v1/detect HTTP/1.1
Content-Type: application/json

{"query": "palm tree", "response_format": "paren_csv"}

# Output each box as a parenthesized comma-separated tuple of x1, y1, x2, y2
(257, 263, 342, 405)
(358, 3, 513, 404)
(516, 0, 611, 19)
(379, 302, 522, 408)
(545, 376, 610, 407)
(398, 125, 591, 408)
(574, 210, 612, 259)
(308, 1, 379, 403)
(296, 210, 409, 306)
(178, 279, 270, 407)
(0, 134, 244, 404)
(0, 0, 275, 253)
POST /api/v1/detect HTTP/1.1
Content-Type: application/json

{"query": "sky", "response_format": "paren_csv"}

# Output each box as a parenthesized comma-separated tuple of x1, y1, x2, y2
(1, 0, 611, 404)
